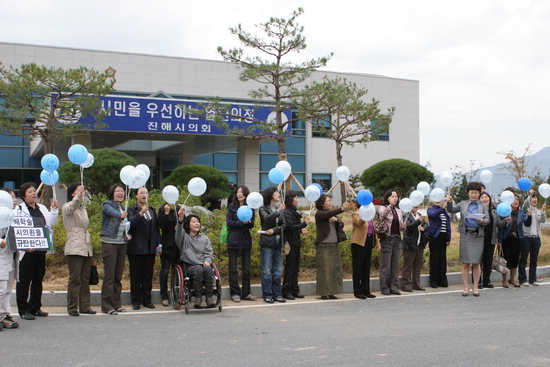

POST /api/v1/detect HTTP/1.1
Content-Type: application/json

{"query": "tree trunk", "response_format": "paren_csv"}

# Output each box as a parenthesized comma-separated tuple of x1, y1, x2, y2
(40, 135, 54, 208)
(336, 141, 347, 205)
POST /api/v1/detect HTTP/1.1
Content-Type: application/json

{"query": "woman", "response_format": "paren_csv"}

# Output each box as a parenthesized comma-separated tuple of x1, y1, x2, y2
(258, 187, 285, 303)
(497, 193, 528, 288)
(16, 182, 58, 320)
(479, 192, 497, 288)
(427, 197, 451, 288)
(176, 209, 215, 309)
(282, 190, 310, 300)
(226, 185, 255, 302)
(158, 202, 180, 307)
(518, 193, 546, 286)
(0, 188, 19, 329)
(127, 187, 161, 310)
(100, 183, 128, 315)
(377, 189, 405, 296)
(351, 202, 379, 299)
(400, 205, 428, 292)
(62, 182, 95, 316)
(314, 194, 349, 299)
(447, 182, 489, 296)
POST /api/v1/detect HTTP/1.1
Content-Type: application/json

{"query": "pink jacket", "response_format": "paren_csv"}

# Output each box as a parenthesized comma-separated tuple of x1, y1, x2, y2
(378, 205, 405, 236)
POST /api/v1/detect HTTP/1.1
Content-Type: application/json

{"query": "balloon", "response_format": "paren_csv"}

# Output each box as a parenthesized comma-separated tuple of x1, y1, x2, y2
(358, 203, 376, 222)
(479, 170, 493, 185)
(429, 188, 445, 202)
(305, 184, 321, 202)
(136, 164, 151, 181)
(517, 177, 531, 191)
(68, 144, 89, 165)
(162, 185, 179, 205)
(128, 168, 147, 189)
(237, 205, 253, 222)
(417, 181, 430, 196)
(500, 190, 514, 204)
(246, 192, 263, 209)
(496, 202, 512, 217)
(268, 168, 285, 185)
(539, 183, 550, 199)
(409, 190, 424, 206)
(188, 177, 207, 196)
(40, 170, 59, 186)
(120, 165, 135, 186)
(275, 161, 292, 180)
(40, 154, 59, 173)
(357, 190, 373, 206)
(81, 153, 95, 169)
(312, 183, 323, 194)
(399, 198, 413, 213)
(0, 190, 13, 209)
(335, 166, 351, 182)
(0, 207, 14, 228)
(439, 171, 453, 188)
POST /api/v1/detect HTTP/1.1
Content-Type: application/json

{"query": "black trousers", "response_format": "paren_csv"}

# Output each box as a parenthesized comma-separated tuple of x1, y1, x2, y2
(159, 255, 178, 301)
(481, 236, 495, 284)
(128, 254, 156, 306)
(283, 245, 301, 296)
(428, 234, 448, 287)
(186, 264, 214, 298)
(17, 251, 46, 315)
(351, 236, 374, 296)
(228, 249, 251, 297)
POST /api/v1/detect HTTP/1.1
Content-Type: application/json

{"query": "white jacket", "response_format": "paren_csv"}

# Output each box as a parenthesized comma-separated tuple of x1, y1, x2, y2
(15, 202, 58, 260)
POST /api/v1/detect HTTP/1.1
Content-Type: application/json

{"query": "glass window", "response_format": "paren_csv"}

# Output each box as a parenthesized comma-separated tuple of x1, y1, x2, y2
(260, 141, 278, 153)
(0, 148, 23, 167)
(214, 153, 237, 171)
(224, 172, 237, 184)
(260, 154, 278, 171)
(193, 153, 213, 166)
(312, 173, 332, 191)
(287, 155, 305, 172)
(285, 137, 305, 154)
(0, 135, 24, 146)
(311, 116, 331, 138)
(371, 119, 390, 141)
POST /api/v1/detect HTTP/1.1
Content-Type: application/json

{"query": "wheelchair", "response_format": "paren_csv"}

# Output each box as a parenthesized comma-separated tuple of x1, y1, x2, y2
(169, 262, 222, 314)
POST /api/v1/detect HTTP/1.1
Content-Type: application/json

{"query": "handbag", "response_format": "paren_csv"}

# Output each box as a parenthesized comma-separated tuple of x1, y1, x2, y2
(492, 243, 509, 274)
(336, 221, 348, 243)
(282, 241, 291, 256)
(89, 264, 99, 285)
(375, 211, 388, 236)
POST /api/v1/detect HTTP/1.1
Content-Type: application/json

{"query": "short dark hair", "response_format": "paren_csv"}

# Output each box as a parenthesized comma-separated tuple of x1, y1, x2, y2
(261, 187, 277, 206)
(183, 214, 201, 234)
(67, 182, 82, 202)
(315, 193, 329, 211)
(1, 187, 14, 195)
(466, 182, 482, 194)
(232, 185, 250, 206)
(382, 189, 399, 206)
(19, 182, 36, 200)
(479, 192, 494, 209)
(107, 183, 125, 200)
(285, 190, 298, 208)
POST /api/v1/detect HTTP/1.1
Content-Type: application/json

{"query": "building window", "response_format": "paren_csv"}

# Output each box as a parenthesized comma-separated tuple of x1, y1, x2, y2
(370, 119, 390, 141)
(311, 116, 331, 138)
(312, 173, 332, 191)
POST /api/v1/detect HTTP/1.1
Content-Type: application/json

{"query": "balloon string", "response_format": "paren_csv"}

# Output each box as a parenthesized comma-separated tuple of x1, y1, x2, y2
(124, 185, 129, 211)
(182, 193, 191, 206)
(80, 166, 84, 187)
(49, 172, 56, 202)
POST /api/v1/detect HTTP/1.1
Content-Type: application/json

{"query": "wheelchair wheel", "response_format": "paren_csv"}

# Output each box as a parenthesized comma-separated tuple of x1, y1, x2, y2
(170, 265, 184, 310)
(213, 265, 222, 312)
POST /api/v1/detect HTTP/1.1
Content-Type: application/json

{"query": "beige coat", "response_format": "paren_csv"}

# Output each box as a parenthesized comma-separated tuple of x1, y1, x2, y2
(62, 197, 92, 257)
(351, 212, 379, 248)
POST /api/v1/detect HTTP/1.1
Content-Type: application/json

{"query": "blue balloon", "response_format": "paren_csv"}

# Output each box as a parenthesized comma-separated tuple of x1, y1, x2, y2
(312, 183, 323, 194)
(496, 202, 512, 218)
(68, 144, 89, 165)
(237, 205, 253, 222)
(517, 177, 531, 191)
(41, 154, 59, 173)
(40, 170, 59, 186)
(268, 168, 285, 185)
(357, 190, 373, 206)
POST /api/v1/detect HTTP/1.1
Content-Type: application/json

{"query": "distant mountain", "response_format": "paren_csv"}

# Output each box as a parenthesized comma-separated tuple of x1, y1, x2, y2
(472, 146, 550, 194)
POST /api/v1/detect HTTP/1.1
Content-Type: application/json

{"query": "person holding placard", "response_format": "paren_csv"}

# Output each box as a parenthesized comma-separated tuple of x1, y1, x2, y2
(0, 188, 19, 330)
(518, 193, 546, 286)
(62, 183, 96, 317)
(16, 182, 58, 320)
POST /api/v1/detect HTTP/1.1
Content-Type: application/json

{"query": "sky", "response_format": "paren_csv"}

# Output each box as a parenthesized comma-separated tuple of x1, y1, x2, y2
(1, 0, 549, 173)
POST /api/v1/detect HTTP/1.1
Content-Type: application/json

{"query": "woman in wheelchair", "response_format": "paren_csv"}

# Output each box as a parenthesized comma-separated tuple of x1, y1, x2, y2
(175, 209, 216, 309)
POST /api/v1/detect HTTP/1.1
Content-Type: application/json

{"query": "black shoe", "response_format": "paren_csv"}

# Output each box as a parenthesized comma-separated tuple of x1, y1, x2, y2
(366, 293, 376, 298)
(143, 304, 155, 309)
(264, 296, 274, 304)
(478, 284, 484, 289)
(21, 313, 35, 320)
(33, 310, 48, 317)
(401, 289, 413, 293)
(355, 294, 367, 299)
(132, 304, 141, 310)
(284, 294, 295, 300)
(430, 284, 438, 289)
(68, 310, 80, 317)
(80, 309, 97, 315)
(483, 283, 494, 289)
(320, 296, 329, 300)
(390, 291, 401, 295)
(327, 295, 338, 299)
(275, 296, 286, 303)
(439, 284, 448, 288)
(292, 293, 305, 299)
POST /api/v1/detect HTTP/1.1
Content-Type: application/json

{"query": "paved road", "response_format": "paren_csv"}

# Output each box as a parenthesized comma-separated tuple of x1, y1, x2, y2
(3, 284, 550, 367)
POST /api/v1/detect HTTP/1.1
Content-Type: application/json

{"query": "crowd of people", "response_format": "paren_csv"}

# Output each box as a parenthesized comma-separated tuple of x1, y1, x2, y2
(0, 179, 547, 330)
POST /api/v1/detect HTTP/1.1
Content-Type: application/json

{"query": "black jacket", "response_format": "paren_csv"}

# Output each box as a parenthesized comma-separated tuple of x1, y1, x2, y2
(127, 204, 161, 255)
(157, 204, 180, 259)
(226, 203, 255, 250)
(282, 207, 307, 247)
(402, 213, 428, 251)
(258, 205, 284, 248)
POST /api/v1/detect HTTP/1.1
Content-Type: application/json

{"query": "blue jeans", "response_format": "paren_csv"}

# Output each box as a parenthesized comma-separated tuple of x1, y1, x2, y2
(518, 236, 541, 284)
(260, 246, 283, 298)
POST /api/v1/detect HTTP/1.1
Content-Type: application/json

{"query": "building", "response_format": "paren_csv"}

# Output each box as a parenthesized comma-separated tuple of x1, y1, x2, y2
(0, 42, 419, 202)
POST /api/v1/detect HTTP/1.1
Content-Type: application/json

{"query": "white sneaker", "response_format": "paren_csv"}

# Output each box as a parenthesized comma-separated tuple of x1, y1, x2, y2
(520, 282, 530, 287)
(231, 295, 241, 303)
(529, 282, 540, 286)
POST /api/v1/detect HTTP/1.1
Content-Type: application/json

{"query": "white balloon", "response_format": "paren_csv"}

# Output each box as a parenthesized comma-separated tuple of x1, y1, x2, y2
(162, 185, 179, 204)
(500, 190, 514, 204)
(399, 198, 413, 213)
(128, 168, 147, 189)
(275, 161, 292, 180)
(120, 165, 135, 186)
(305, 185, 321, 202)
(417, 181, 430, 196)
(439, 171, 453, 188)
(429, 188, 446, 202)
(246, 192, 264, 209)
(409, 190, 424, 206)
(358, 203, 376, 222)
(81, 153, 95, 169)
(0, 206, 14, 228)
(479, 169, 493, 185)
(188, 177, 207, 196)
(335, 166, 351, 182)
(539, 183, 550, 199)
(136, 164, 151, 181)
(0, 190, 13, 209)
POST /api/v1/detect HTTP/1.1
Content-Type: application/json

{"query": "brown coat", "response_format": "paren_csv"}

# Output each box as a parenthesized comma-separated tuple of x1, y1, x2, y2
(62, 197, 93, 257)
(351, 212, 379, 247)
(315, 208, 344, 244)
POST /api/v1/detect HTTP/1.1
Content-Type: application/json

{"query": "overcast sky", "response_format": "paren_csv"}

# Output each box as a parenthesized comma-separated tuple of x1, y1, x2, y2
(1, 0, 549, 174)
